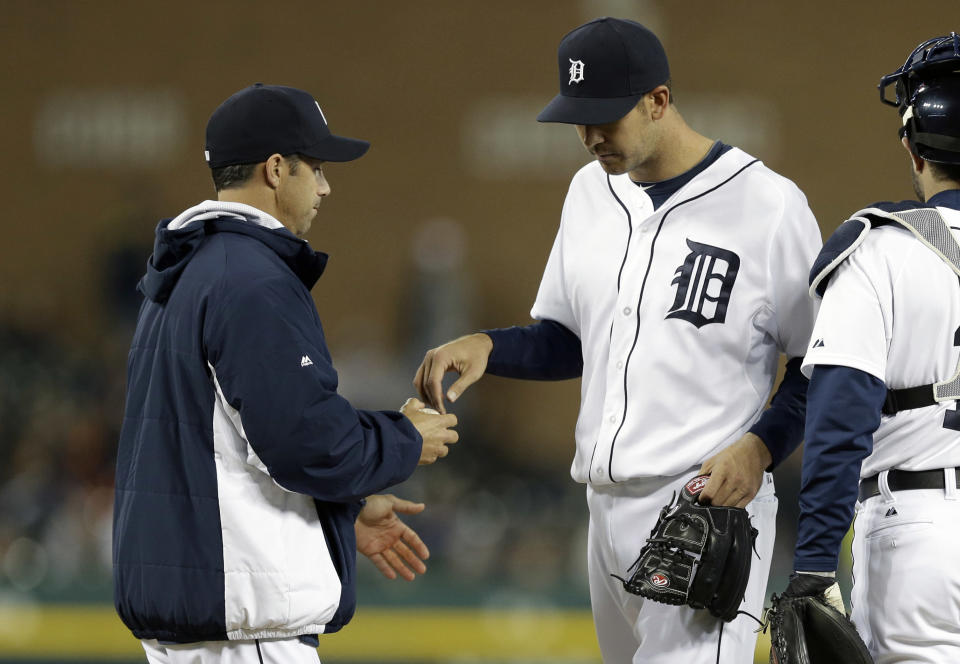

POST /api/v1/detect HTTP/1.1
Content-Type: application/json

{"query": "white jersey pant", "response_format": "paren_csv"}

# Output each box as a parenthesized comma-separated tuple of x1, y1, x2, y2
(851, 470, 960, 663)
(142, 637, 320, 664)
(587, 471, 776, 664)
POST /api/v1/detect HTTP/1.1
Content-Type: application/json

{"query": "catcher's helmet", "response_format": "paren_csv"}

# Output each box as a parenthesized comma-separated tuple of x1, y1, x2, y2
(879, 32, 960, 164)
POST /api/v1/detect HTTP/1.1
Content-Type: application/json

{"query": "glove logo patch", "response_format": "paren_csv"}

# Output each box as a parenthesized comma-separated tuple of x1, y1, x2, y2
(684, 475, 710, 496)
(650, 572, 670, 588)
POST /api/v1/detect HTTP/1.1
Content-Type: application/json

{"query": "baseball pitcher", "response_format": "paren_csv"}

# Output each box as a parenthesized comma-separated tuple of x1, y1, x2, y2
(415, 18, 821, 663)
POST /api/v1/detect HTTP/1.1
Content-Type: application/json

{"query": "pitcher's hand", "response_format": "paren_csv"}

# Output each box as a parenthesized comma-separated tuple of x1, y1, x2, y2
(413, 333, 493, 413)
(697, 432, 771, 508)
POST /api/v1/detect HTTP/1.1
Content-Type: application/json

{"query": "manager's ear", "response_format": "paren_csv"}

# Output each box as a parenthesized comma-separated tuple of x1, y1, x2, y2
(263, 153, 285, 189)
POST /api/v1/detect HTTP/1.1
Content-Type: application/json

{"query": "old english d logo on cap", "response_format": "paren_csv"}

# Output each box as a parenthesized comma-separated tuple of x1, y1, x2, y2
(569, 59, 585, 84)
(538, 17, 670, 126)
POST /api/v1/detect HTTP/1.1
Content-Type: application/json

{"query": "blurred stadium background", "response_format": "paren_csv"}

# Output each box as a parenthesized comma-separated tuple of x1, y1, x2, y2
(0, 1, 954, 661)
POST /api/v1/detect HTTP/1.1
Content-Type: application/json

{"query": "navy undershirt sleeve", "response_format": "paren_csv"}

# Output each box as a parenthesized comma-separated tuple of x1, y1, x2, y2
(748, 357, 809, 470)
(793, 364, 886, 572)
(483, 319, 583, 380)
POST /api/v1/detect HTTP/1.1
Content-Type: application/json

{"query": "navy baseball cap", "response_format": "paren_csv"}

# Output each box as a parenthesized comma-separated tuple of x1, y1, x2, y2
(204, 83, 370, 168)
(537, 18, 670, 125)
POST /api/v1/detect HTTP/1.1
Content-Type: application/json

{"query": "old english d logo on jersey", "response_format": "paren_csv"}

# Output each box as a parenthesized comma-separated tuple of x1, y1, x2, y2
(666, 239, 740, 328)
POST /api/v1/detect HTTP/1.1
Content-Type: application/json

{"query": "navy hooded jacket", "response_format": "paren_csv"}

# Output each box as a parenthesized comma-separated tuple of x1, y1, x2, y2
(113, 201, 422, 643)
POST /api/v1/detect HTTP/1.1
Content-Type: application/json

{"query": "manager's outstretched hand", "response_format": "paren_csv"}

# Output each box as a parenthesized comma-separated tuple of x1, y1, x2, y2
(355, 494, 429, 581)
(414, 333, 493, 413)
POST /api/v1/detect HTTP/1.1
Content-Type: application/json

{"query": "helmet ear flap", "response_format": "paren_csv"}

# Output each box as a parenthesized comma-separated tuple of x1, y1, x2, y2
(899, 111, 919, 157)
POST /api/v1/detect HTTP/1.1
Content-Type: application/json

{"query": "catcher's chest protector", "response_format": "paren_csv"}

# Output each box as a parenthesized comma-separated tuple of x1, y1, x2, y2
(811, 205, 960, 409)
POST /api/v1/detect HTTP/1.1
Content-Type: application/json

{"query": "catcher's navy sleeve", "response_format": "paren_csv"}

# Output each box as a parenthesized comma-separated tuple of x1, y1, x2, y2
(748, 357, 809, 469)
(205, 274, 422, 504)
(793, 364, 885, 572)
(483, 319, 583, 380)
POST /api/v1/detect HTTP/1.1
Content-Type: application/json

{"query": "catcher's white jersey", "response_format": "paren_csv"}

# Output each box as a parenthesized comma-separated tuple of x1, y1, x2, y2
(801, 206, 960, 477)
(532, 148, 821, 485)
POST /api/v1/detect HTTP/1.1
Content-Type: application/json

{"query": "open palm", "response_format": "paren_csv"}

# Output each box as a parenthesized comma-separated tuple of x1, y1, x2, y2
(356, 494, 430, 581)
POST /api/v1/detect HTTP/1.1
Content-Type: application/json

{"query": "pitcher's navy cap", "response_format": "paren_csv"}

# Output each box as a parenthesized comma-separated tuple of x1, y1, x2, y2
(205, 83, 370, 168)
(537, 18, 670, 125)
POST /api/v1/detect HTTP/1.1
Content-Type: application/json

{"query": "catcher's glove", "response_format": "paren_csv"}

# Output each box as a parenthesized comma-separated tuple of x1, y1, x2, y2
(614, 474, 758, 622)
(767, 573, 872, 664)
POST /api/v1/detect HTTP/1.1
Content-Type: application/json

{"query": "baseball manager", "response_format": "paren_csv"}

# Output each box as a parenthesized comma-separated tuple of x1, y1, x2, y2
(113, 84, 458, 663)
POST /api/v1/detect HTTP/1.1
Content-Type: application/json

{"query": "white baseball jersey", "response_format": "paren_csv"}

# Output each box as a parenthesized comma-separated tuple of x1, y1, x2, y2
(801, 205, 960, 477)
(532, 148, 821, 485)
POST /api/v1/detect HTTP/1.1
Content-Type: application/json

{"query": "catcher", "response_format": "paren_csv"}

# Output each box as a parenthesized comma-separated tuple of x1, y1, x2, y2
(773, 32, 960, 662)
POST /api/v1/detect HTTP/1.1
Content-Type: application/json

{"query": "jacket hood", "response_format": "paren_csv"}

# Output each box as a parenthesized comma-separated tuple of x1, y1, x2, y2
(138, 201, 329, 303)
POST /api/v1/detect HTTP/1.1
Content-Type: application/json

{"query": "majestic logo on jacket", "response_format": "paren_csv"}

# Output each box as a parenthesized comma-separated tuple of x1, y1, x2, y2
(666, 239, 740, 328)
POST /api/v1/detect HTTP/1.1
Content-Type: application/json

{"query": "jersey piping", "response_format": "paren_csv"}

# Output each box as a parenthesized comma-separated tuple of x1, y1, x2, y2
(609, 175, 635, 292)
(605, 158, 761, 482)
(595, 175, 634, 481)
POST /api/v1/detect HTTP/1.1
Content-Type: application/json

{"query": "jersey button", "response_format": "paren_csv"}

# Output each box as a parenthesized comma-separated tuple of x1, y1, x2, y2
(596, 467, 605, 477)
(608, 415, 617, 423)
(623, 307, 632, 316)
(616, 360, 624, 369)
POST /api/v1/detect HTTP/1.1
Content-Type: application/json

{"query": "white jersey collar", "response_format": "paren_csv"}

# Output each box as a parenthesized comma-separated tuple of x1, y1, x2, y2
(606, 147, 758, 214)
